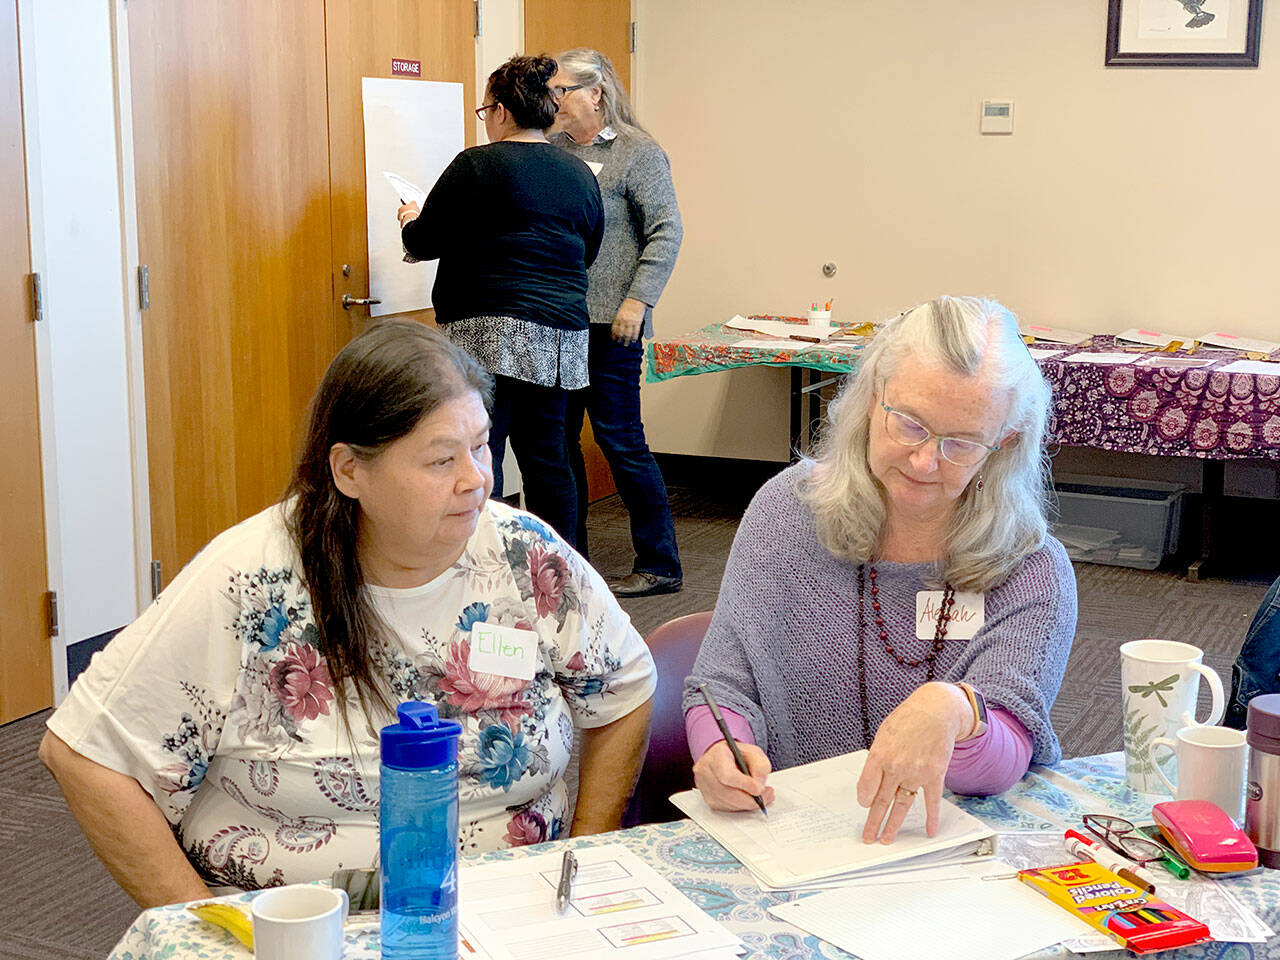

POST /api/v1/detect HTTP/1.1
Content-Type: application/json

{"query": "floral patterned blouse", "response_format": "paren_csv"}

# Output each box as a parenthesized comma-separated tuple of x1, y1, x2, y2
(47, 500, 656, 891)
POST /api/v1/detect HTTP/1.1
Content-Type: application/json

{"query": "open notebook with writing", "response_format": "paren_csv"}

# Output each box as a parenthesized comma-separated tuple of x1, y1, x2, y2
(669, 750, 995, 891)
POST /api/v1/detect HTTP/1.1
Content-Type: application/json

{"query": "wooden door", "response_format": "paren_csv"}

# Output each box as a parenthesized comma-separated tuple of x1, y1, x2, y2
(0, 0, 53, 721)
(525, 0, 631, 83)
(324, 0, 476, 329)
(526, 0, 632, 503)
(130, 1, 339, 585)
(131, 2, 475, 585)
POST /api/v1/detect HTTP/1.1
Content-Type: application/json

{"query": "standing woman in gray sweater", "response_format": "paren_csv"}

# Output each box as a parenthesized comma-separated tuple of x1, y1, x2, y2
(550, 48, 684, 598)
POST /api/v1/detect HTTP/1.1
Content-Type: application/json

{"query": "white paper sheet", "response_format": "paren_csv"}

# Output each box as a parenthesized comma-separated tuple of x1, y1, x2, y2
(1134, 355, 1215, 370)
(1218, 359, 1280, 375)
(1026, 348, 1064, 361)
(768, 859, 1091, 960)
(724, 314, 836, 341)
(1061, 352, 1137, 366)
(669, 750, 994, 889)
(459, 844, 743, 960)
(362, 77, 464, 317)
(382, 170, 427, 207)
(1017, 322, 1092, 345)
(729, 338, 811, 351)
(1197, 332, 1280, 355)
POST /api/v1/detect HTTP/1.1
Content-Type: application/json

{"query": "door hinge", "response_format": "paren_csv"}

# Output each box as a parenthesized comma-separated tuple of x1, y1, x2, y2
(629, 21, 638, 53)
(473, 0, 482, 37)
(150, 560, 163, 600)
(29, 272, 43, 323)
(137, 264, 150, 310)
(46, 591, 59, 637)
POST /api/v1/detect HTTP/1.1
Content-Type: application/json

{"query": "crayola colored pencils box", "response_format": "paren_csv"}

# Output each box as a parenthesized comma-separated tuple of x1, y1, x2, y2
(1018, 861, 1210, 955)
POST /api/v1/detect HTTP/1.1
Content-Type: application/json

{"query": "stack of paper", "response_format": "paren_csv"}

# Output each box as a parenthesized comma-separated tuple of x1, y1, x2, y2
(669, 750, 995, 891)
(724, 314, 837, 342)
(1197, 331, 1280, 355)
(1114, 328, 1189, 349)
(1017, 322, 1092, 345)
(458, 844, 744, 960)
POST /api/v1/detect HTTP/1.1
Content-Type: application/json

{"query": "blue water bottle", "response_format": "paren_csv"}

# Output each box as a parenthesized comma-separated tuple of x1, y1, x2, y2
(380, 701, 462, 960)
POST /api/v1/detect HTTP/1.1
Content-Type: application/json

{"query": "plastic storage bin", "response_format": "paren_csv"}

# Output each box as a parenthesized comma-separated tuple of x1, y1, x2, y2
(1051, 473, 1186, 570)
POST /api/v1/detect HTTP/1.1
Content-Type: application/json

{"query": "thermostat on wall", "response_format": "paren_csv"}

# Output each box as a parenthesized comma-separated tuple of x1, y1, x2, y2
(981, 100, 1014, 135)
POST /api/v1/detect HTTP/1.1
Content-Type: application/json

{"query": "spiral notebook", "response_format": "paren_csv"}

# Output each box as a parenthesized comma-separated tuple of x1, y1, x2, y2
(669, 750, 995, 891)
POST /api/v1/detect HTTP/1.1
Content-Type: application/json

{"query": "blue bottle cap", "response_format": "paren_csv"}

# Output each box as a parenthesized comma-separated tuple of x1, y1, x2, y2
(380, 701, 462, 770)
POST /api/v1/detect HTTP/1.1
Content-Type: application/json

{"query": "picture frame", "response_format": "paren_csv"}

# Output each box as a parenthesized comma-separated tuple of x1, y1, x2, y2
(1106, 0, 1263, 66)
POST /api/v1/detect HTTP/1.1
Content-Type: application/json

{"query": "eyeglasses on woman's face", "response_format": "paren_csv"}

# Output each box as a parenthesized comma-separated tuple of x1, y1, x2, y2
(474, 102, 498, 120)
(879, 396, 1000, 468)
(552, 83, 584, 100)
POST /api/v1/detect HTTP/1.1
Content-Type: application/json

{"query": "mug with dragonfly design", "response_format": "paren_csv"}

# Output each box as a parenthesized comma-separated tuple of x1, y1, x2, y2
(1120, 639, 1224, 793)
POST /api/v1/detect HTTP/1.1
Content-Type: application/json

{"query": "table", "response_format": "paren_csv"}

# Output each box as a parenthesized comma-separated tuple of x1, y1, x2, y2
(647, 320, 1280, 576)
(109, 752, 1280, 960)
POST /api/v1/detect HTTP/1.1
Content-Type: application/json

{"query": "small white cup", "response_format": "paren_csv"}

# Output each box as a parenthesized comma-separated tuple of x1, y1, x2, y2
(807, 309, 832, 330)
(1149, 724, 1249, 823)
(251, 884, 349, 960)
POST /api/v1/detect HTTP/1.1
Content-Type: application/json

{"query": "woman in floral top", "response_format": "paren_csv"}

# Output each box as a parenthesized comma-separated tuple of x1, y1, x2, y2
(40, 320, 656, 907)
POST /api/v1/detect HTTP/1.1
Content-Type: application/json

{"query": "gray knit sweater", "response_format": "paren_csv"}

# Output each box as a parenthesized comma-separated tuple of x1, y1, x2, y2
(551, 129, 682, 338)
(683, 463, 1077, 771)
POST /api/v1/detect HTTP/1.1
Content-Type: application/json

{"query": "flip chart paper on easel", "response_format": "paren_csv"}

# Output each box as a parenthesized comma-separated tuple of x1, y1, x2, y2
(362, 77, 463, 317)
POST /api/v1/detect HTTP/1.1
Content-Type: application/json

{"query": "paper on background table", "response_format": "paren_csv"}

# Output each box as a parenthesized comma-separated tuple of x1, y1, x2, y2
(1017, 323, 1092, 345)
(724, 314, 836, 341)
(1114, 328, 1186, 348)
(728, 338, 812, 351)
(669, 750, 994, 890)
(768, 859, 1091, 960)
(1198, 332, 1280, 355)
(1061, 352, 1136, 366)
(1218, 359, 1280, 375)
(362, 77, 463, 318)
(1026, 348, 1064, 361)
(1134, 355, 1215, 369)
(458, 844, 743, 960)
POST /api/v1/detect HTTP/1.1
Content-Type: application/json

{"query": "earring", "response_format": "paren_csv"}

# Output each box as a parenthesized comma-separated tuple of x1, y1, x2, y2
(975, 475, 984, 492)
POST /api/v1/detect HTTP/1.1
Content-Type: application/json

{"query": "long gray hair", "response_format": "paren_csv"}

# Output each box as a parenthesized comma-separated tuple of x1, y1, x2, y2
(555, 47, 649, 141)
(799, 296, 1053, 593)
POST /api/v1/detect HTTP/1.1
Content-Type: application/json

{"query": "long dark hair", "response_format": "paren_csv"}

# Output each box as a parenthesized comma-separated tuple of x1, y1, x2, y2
(487, 54, 559, 130)
(285, 320, 492, 723)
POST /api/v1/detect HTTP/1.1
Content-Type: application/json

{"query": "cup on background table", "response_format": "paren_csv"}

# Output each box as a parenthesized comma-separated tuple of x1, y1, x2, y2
(1120, 639, 1224, 794)
(1148, 724, 1249, 823)
(251, 885, 349, 960)
(807, 308, 832, 331)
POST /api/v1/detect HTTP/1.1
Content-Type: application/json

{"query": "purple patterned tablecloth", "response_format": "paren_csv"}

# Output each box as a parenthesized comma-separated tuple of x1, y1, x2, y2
(646, 323, 1280, 462)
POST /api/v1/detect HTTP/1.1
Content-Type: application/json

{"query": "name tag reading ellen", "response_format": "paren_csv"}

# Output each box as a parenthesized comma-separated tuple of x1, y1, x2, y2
(469, 623, 539, 681)
(916, 591, 985, 641)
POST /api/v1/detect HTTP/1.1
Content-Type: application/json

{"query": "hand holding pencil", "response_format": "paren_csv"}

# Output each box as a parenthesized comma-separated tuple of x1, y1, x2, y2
(692, 684, 773, 815)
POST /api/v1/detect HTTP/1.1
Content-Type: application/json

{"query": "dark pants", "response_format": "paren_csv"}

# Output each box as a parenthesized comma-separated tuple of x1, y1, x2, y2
(566, 325, 680, 578)
(1226, 574, 1280, 728)
(489, 374, 579, 551)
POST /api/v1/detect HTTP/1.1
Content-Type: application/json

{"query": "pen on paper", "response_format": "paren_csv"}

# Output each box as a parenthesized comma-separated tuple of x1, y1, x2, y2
(555, 849, 577, 914)
(697, 683, 768, 816)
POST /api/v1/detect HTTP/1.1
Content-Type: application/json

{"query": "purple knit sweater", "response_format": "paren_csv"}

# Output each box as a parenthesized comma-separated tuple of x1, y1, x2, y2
(682, 463, 1076, 786)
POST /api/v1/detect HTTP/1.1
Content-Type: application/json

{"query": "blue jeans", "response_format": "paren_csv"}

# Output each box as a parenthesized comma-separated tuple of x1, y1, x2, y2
(489, 374, 579, 552)
(566, 325, 681, 578)
(1226, 574, 1280, 729)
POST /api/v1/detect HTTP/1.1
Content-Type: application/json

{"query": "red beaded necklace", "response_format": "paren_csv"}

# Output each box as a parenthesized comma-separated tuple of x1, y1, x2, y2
(855, 563, 955, 746)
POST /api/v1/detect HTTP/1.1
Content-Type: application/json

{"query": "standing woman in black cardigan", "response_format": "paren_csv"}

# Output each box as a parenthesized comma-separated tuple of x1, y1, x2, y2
(398, 54, 603, 548)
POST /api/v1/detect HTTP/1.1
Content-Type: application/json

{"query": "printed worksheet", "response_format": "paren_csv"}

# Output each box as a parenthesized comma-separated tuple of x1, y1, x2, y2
(458, 844, 742, 960)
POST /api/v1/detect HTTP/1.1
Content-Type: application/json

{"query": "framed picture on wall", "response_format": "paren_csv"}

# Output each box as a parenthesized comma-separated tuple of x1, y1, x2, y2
(1106, 0, 1263, 66)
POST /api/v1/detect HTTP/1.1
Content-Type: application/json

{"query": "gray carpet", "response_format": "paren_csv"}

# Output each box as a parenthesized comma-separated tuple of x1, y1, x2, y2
(0, 486, 1272, 958)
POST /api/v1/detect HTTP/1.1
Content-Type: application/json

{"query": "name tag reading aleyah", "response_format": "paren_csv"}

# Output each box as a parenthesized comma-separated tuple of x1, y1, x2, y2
(469, 623, 539, 681)
(916, 591, 984, 641)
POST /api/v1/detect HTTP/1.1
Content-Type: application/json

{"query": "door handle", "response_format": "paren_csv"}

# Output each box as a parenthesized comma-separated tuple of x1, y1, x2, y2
(342, 294, 382, 310)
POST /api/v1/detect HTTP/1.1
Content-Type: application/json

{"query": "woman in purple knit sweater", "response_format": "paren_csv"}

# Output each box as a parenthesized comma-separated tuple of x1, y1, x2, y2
(684, 296, 1077, 845)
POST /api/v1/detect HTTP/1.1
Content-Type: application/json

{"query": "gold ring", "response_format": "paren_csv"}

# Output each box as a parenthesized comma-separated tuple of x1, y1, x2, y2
(894, 786, 917, 800)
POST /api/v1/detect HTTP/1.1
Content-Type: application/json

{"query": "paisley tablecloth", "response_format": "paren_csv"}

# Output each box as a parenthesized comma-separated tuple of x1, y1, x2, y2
(108, 752, 1279, 960)
(646, 322, 1280, 462)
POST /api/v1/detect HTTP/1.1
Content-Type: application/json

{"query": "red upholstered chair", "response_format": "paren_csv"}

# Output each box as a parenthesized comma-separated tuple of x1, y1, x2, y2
(623, 611, 714, 827)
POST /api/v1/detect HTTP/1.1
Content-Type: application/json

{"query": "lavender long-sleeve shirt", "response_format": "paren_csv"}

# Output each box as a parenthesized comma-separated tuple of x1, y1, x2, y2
(682, 463, 1076, 791)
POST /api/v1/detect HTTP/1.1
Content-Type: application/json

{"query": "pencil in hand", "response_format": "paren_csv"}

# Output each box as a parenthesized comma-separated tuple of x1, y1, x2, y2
(697, 683, 768, 816)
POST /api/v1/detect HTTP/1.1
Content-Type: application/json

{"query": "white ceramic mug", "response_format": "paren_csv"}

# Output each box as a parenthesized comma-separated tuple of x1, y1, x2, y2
(807, 309, 832, 330)
(251, 884, 349, 960)
(1120, 639, 1224, 793)
(1149, 724, 1249, 823)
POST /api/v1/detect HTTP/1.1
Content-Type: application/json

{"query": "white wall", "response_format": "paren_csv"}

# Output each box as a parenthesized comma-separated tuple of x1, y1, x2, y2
(634, 0, 1280, 462)
(19, 0, 141, 696)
